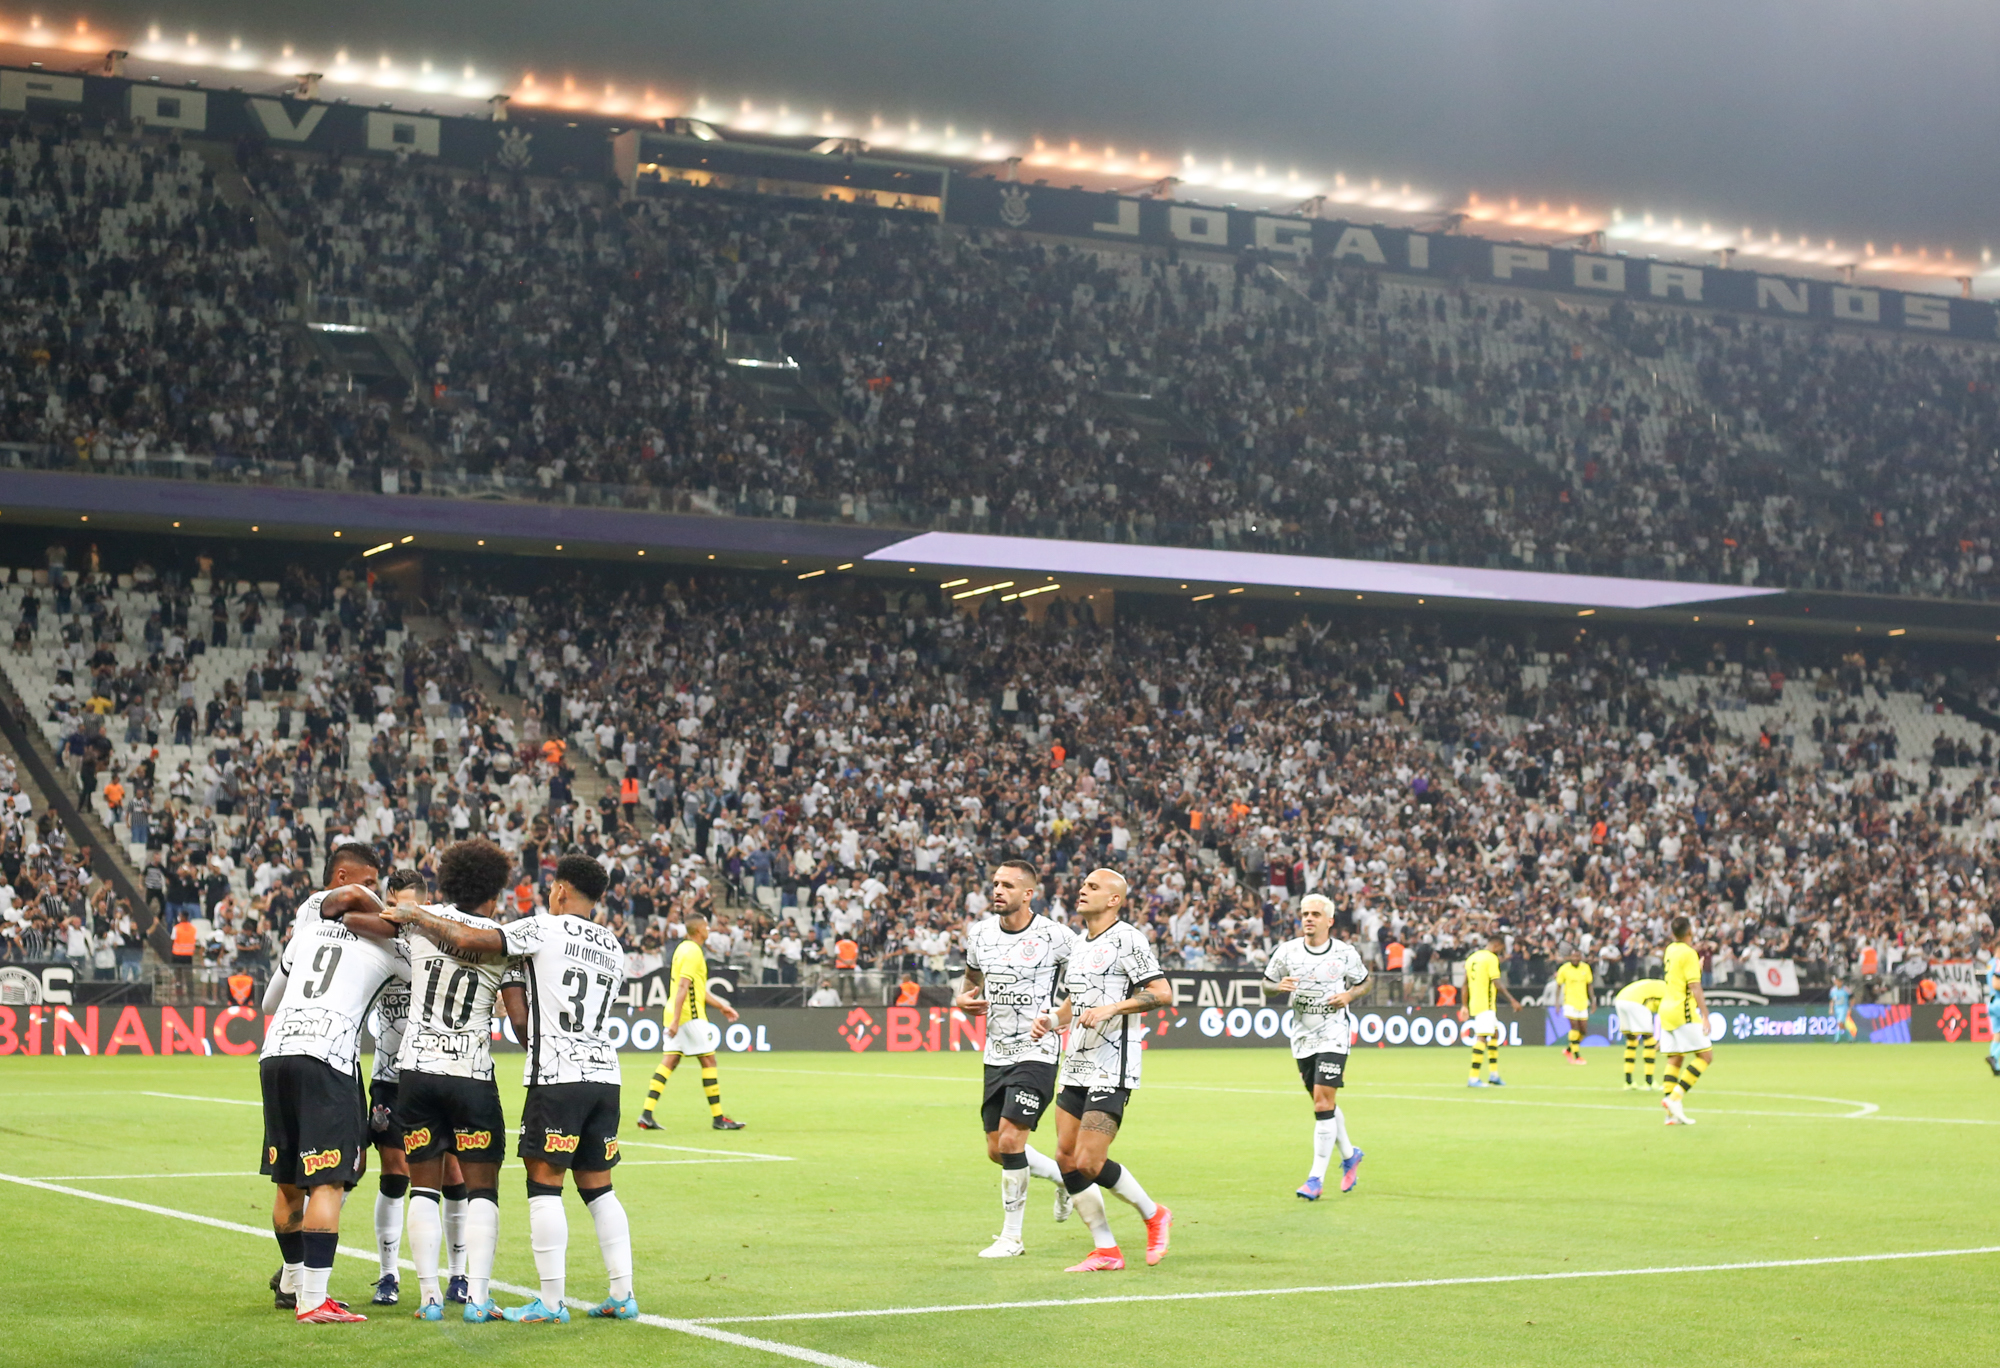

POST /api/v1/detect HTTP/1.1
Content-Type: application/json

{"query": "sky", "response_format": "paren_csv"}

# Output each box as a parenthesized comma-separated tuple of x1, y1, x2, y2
(68, 0, 2000, 250)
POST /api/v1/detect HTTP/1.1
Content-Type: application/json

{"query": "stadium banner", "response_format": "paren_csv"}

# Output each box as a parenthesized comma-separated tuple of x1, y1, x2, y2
(8, 1000, 1990, 1055)
(945, 178, 2000, 342)
(0, 63, 611, 179)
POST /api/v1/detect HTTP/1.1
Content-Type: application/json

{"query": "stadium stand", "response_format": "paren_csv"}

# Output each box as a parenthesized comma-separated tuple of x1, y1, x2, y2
(0, 115, 1997, 601)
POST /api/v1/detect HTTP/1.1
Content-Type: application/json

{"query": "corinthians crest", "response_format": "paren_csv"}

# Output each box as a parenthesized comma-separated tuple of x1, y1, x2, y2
(998, 184, 1031, 228)
(495, 126, 534, 171)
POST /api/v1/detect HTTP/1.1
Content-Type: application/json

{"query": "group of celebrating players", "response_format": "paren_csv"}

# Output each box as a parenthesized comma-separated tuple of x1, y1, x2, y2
(253, 840, 1719, 1323)
(257, 838, 637, 1324)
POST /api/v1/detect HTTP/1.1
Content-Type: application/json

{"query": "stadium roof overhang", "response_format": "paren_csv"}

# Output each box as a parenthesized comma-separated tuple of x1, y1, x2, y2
(7, 472, 1996, 646)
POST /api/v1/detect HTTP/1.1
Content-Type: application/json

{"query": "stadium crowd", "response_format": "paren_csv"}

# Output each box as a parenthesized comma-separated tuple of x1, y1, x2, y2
(2, 115, 1998, 601)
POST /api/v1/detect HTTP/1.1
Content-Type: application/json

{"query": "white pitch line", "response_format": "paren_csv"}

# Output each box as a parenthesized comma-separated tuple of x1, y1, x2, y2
(34, 1171, 249, 1181)
(140, 1090, 260, 1107)
(0, 1171, 878, 1368)
(693, 1246, 2000, 1324)
(623, 1140, 798, 1161)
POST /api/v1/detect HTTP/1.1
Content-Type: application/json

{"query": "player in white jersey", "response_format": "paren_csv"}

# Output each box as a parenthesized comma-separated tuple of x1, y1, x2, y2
(956, 858, 1075, 1260)
(389, 853, 637, 1325)
(377, 840, 517, 1325)
(257, 841, 406, 1324)
(1039, 867, 1174, 1272)
(1263, 894, 1370, 1201)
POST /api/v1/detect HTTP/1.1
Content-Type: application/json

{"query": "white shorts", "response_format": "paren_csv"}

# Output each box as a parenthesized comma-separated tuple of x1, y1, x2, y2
(663, 1018, 723, 1056)
(1614, 1001, 1656, 1036)
(1467, 1010, 1501, 1038)
(1659, 1020, 1712, 1054)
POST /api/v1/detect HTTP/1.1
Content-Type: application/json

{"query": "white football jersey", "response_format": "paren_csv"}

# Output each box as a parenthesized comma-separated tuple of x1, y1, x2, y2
(501, 912, 627, 1086)
(963, 913, 1073, 1066)
(261, 888, 410, 1078)
(397, 904, 512, 1082)
(369, 980, 409, 1084)
(1059, 920, 1165, 1091)
(1264, 936, 1370, 1058)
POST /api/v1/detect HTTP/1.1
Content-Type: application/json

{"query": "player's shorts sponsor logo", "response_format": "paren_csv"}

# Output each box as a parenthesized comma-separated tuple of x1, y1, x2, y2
(404, 1125, 433, 1152)
(604, 1138, 619, 1161)
(456, 1130, 492, 1151)
(1010, 1089, 1042, 1113)
(544, 1131, 580, 1154)
(266, 1145, 277, 1164)
(301, 1148, 343, 1177)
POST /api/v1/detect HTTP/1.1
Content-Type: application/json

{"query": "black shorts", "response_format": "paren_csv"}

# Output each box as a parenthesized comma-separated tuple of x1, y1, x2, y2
(367, 1079, 403, 1149)
(1056, 1084, 1131, 1123)
(981, 1060, 1057, 1133)
(1297, 1052, 1350, 1093)
(517, 1082, 623, 1172)
(259, 1054, 367, 1188)
(394, 1071, 507, 1166)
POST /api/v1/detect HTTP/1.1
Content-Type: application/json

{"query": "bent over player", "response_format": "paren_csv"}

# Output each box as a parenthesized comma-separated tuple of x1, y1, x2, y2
(1040, 868, 1174, 1272)
(1265, 893, 1369, 1200)
(957, 859, 1075, 1259)
(1613, 975, 1665, 1091)
(259, 841, 406, 1323)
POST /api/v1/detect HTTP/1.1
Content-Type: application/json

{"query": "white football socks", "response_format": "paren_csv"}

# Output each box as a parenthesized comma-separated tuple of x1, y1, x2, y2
(374, 1191, 403, 1278)
(1104, 1165, 1158, 1220)
(1333, 1107, 1357, 1160)
(1072, 1185, 1117, 1249)
(444, 1194, 468, 1277)
(1309, 1117, 1338, 1180)
(465, 1195, 499, 1306)
(1023, 1146, 1063, 1184)
(528, 1192, 569, 1305)
(407, 1189, 443, 1304)
(1000, 1167, 1030, 1243)
(296, 1262, 330, 1314)
(585, 1189, 634, 1300)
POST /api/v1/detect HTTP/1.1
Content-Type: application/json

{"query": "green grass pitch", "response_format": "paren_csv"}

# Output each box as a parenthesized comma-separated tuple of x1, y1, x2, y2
(1, 1042, 1994, 1366)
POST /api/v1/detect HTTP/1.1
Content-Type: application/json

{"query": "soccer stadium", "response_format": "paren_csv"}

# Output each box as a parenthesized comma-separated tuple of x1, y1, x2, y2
(0, 3, 1996, 1364)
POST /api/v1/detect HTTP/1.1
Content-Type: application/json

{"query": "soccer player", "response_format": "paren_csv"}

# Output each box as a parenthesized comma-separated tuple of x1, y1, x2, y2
(394, 854, 635, 1323)
(1554, 947, 1594, 1065)
(1983, 950, 1999, 1075)
(957, 858, 1075, 1259)
(378, 839, 517, 1324)
(1463, 932, 1522, 1087)
(259, 840, 407, 1323)
(1829, 977, 1854, 1046)
(1659, 916, 1713, 1125)
(636, 910, 746, 1130)
(1612, 976, 1665, 1090)
(1264, 893, 1369, 1201)
(1038, 868, 1173, 1272)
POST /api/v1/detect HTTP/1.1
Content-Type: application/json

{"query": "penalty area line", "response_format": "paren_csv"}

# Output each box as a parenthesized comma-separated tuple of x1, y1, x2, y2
(694, 1246, 2000, 1324)
(0, 1171, 880, 1368)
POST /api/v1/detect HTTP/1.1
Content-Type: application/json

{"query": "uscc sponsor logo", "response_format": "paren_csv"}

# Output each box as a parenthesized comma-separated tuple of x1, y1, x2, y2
(544, 1131, 580, 1154)
(301, 1148, 343, 1177)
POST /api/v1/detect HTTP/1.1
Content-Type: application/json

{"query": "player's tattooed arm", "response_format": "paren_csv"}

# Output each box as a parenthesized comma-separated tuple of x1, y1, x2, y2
(1077, 977, 1172, 1029)
(954, 967, 988, 1016)
(382, 904, 507, 957)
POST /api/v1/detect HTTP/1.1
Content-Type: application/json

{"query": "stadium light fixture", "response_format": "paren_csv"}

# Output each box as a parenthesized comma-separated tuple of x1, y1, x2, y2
(836, 562, 854, 571)
(362, 541, 395, 557)
(952, 580, 1014, 600)
(1889, 628, 1906, 636)
(399, 535, 414, 544)
(940, 578, 970, 589)
(797, 569, 826, 580)
(1191, 592, 1216, 602)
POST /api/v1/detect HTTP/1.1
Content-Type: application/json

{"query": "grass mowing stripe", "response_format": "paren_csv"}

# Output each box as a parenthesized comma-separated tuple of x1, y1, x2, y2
(691, 1245, 2000, 1323)
(0, 1170, 880, 1368)
(623, 1140, 798, 1161)
(140, 1091, 261, 1107)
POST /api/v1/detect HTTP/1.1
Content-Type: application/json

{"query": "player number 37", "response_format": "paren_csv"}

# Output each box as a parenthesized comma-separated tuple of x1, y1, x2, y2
(559, 968, 618, 1033)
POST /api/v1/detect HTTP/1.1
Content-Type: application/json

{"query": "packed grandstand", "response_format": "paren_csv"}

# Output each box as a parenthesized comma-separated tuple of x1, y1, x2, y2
(1, 96, 1997, 1019)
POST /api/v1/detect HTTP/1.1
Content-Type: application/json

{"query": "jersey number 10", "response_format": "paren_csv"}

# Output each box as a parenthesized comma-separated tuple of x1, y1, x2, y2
(422, 960, 479, 1031)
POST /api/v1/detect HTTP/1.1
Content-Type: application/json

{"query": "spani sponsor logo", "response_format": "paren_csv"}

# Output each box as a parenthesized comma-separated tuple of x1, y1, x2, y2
(301, 1148, 343, 1177)
(545, 1131, 580, 1154)
(456, 1130, 492, 1151)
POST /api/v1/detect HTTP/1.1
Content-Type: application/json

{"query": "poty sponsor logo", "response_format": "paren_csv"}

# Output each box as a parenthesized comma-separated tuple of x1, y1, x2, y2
(456, 1130, 492, 1151)
(604, 1138, 619, 1161)
(301, 1148, 343, 1177)
(404, 1125, 433, 1152)
(266, 1145, 277, 1164)
(545, 1131, 580, 1154)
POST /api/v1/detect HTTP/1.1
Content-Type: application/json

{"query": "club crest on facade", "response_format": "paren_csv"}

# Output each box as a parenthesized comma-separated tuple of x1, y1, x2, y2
(998, 185, 1031, 228)
(496, 127, 534, 171)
